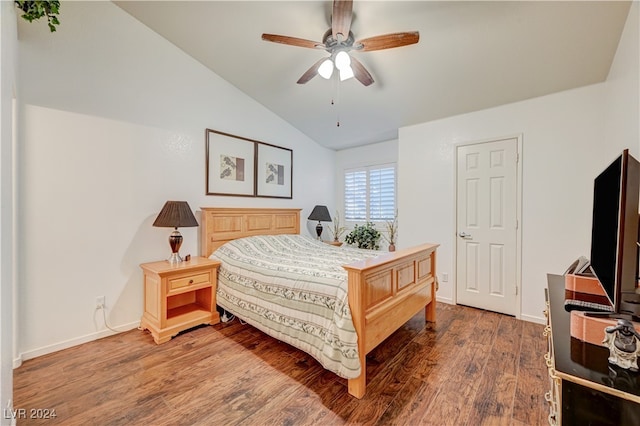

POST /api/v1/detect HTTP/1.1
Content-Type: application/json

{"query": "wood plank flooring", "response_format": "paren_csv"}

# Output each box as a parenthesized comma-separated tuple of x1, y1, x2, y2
(13, 303, 548, 425)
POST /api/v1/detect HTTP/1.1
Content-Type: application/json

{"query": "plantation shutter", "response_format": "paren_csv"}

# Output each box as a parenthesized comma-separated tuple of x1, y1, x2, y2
(369, 166, 396, 221)
(344, 164, 396, 221)
(344, 169, 367, 221)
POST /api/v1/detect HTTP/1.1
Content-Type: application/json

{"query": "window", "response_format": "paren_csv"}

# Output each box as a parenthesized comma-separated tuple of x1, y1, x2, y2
(344, 164, 396, 221)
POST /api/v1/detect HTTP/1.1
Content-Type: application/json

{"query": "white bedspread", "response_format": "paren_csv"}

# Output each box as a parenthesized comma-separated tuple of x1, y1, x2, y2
(210, 234, 380, 379)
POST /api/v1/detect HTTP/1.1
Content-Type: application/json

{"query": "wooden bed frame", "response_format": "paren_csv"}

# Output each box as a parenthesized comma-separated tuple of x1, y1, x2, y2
(200, 207, 438, 398)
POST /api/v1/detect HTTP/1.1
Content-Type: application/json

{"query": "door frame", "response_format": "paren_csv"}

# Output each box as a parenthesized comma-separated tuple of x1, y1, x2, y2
(452, 134, 523, 319)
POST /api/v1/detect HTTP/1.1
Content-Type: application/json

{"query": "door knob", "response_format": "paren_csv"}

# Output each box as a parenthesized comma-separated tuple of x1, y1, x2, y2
(458, 232, 472, 238)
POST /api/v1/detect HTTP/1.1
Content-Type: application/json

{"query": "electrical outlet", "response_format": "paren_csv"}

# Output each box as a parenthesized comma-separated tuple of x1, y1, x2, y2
(442, 273, 449, 282)
(96, 296, 105, 309)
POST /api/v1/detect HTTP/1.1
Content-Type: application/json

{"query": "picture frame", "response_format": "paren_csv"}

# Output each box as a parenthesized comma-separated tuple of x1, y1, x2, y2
(256, 142, 293, 199)
(205, 129, 256, 197)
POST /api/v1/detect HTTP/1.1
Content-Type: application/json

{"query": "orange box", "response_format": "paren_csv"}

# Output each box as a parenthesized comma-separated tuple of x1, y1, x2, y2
(565, 274, 607, 296)
(564, 273, 612, 308)
(570, 311, 640, 347)
(570, 311, 618, 347)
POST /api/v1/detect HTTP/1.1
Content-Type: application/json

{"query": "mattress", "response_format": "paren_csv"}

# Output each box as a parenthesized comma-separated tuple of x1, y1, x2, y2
(210, 234, 380, 379)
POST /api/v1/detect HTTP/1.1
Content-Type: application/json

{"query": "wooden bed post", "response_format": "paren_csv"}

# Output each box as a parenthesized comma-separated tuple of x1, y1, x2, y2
(425, 249, 437, 323)
(343, 244, 439, 399)
(347, 269, 367, 399)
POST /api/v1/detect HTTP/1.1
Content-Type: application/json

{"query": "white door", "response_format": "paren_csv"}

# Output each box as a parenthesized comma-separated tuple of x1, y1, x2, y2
(456, 138, 519, 315)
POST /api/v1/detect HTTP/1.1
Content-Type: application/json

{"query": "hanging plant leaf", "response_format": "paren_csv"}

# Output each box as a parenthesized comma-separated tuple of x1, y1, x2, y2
(15, 1, 61, 32)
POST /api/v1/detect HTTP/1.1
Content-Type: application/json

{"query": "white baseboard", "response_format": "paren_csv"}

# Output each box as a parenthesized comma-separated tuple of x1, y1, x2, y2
(15, 321, 139, 365)
(436, 296, 453, 304)
(520, 313, 545, 325)
(436, 296, 546, 325)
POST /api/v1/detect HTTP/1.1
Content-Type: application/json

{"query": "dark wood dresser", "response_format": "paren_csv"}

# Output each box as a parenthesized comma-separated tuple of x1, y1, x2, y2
(545, 274, 640, 425)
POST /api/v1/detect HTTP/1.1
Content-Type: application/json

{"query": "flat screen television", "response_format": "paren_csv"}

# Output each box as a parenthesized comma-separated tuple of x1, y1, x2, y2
(590, 149, 640, 318)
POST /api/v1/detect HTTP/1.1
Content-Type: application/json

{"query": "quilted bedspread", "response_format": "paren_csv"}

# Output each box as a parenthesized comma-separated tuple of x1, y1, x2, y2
(210, 234, 380, 379)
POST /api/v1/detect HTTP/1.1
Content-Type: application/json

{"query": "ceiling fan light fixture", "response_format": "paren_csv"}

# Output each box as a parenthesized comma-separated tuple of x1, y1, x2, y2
(318, 59, 334, 79)
(339, 65, 354, 81)
(263, 1, 419, 87)
(335, 51, 351, 71)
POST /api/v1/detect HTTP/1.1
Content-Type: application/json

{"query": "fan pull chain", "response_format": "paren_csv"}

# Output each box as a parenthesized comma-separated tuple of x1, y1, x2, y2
(333, 75, 340, 127)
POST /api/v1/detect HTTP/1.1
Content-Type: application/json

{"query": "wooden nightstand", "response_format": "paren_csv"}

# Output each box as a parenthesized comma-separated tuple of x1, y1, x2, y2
(140, 257, 220, 344)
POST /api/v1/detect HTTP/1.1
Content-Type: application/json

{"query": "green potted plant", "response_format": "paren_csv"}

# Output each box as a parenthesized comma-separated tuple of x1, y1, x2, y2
(382, 212, 398, 252)
(329, 210, 346, 243)
(345, 222, 381, 250)
(15, 1, 61, 32)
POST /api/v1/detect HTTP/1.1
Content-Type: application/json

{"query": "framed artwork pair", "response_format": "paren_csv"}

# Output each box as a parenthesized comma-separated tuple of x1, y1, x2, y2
(205, 129, 293, 199)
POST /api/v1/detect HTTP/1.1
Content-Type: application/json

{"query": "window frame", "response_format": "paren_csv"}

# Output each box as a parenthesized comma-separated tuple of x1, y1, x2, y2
(343, 162, 397, 223)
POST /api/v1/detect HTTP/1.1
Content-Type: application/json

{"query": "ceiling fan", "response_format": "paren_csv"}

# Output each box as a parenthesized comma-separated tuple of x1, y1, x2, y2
(261, 0, 419, 86)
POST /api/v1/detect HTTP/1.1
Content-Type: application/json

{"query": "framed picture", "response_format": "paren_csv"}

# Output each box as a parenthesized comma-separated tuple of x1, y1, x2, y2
(206, 129, 256, 196)
(256, 142, 293, 199)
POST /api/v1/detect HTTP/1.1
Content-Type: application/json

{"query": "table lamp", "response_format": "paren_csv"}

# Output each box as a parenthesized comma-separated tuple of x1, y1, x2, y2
(308, 205, 332, 240)
(152, 201, 199, 263)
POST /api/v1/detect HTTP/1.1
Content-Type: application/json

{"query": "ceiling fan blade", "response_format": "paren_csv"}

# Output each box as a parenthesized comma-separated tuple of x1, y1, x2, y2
(296, 58, 326, 84)
(349, 56, 374, 86)
(331, 0, 353, 41)
(262, 34, 323, 49)
(356, 31, 420, 52)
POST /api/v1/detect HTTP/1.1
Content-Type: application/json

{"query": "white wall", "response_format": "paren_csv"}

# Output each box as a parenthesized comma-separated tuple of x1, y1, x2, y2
(399, 84, 606, 322)
(397, 2, 639, 323)
(16, 2, 335, 361)
(335, 139, 398, 170)
(604, 0, 639, 157)
(0, 0, 18, 420)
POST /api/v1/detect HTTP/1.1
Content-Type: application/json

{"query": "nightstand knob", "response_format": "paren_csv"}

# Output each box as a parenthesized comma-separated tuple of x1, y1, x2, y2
(189, 279, 194, 284)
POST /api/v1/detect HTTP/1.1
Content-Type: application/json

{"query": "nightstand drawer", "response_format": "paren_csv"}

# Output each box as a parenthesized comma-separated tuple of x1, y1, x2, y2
(169, 272, 211, 292)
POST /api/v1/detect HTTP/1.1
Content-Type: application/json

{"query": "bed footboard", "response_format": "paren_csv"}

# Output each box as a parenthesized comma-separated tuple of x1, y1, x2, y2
(343, 243, 438, 398)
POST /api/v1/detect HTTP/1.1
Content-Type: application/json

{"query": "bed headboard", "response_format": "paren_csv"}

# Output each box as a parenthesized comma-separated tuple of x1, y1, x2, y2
(200, 207, 301, 257)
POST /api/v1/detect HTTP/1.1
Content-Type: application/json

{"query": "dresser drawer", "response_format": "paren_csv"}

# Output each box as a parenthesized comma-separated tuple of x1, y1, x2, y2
(168, 272, 211, 293)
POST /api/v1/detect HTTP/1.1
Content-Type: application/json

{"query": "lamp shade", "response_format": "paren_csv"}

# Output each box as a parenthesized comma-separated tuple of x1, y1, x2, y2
(339, 65, 354, 81)
(308, 205, 332, 222)
(335, 51, 351, 70)
(152, 201, 198, 229)
(318, 59, 334, 79)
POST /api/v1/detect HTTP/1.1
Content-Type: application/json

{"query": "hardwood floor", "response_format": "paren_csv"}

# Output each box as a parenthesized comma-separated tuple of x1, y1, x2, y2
(13, 303, 548, 425)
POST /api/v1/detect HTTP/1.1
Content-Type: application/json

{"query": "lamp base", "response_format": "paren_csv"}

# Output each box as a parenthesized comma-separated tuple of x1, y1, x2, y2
(315, 222, 323, 240)
(167, 229, 183, 264)
(167, 252, 184, 264)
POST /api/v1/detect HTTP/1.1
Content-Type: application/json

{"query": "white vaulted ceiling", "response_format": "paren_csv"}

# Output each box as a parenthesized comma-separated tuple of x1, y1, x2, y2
(115, 1, 632, 150)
